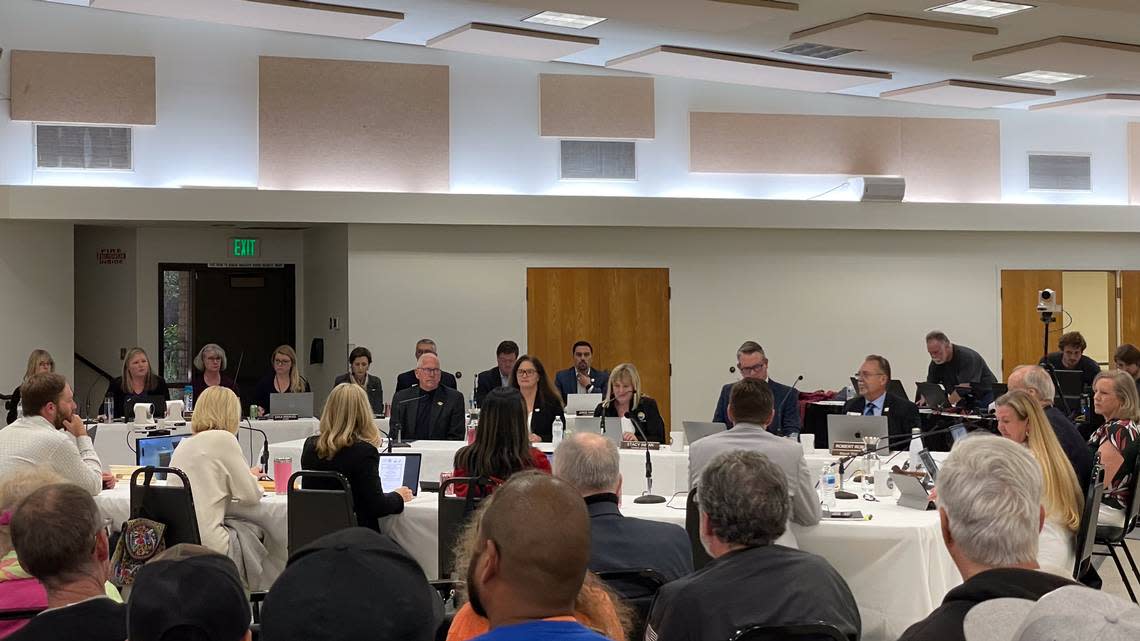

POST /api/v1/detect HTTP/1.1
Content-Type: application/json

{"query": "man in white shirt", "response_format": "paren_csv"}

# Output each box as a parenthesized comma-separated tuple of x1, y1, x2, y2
(0, 373, 112, 495)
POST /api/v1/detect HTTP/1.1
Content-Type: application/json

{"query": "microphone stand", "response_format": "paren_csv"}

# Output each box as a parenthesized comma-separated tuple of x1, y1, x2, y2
(240, 419, 270, 470)
(388, 391, 426, 451)
(774, 375, 804, 437)
(626, 412, 666, 504)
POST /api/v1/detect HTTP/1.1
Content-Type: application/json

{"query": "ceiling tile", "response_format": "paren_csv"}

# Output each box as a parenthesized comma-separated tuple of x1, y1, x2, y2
(881, 79, 1054, 108)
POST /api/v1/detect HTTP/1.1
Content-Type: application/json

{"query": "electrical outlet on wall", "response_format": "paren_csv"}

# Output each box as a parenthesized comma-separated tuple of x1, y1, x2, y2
(328, 317, 340, 331)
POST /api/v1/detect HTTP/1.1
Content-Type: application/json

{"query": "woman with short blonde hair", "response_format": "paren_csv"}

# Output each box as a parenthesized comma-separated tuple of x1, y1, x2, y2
(189, 384, 241, 435)
(253, 345, 310, 416)
(594, 363, 667, 443)
(1090, 370, 1140, 529)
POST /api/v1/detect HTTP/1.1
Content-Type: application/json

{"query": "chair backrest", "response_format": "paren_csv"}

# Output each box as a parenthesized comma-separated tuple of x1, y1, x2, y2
(730, 622, 849, 641)
(437, 476, 494, 579)
(287, 470, 355, 556)
(1123, 443, 1140, 534)
(595, 569, 667, 641)
(1073, 463, 1104, 580)
(685, 489, 713, 571)
(130, 467, 201, 547)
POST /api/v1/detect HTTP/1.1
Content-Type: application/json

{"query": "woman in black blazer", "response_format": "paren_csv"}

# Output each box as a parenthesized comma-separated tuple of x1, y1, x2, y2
(510, 355, 566, 443)
(593, 362, 666, 443)
(333, 346, 385, 416)
(300, 383, 412, 532)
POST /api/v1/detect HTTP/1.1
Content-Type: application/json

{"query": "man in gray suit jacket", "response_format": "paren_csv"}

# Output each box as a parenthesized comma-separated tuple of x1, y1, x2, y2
(389, 353, 465, 441)
(689, 379, 820, 536)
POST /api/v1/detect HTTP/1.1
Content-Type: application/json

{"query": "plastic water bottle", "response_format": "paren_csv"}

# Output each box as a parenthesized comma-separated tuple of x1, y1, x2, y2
(465, 416, 477, 445)
(183, 385, 194, 413)
(820, 465, 837, 508)
(909, 427, 924, 470)
(552, 416, 564, 448)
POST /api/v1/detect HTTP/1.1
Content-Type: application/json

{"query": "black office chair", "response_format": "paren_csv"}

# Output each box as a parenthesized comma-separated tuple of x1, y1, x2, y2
(1073, 463, 1104, 583)
(595, 569, 667, 641)
(438, 476, 494, 579)
(1093, 453, 1140, 603)
(129, 467, 201, 547)
(729, 622, 849, 641)
(286, 470, 355, 556)
(685, 489, 713, 571)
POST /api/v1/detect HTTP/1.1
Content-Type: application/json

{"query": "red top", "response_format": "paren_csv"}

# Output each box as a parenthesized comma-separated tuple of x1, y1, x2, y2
(452, 448, 551, 496)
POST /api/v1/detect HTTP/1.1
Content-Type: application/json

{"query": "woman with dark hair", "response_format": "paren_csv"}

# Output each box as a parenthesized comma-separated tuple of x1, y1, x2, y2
(451, 386, 550, 495)
(509, 355, 567, 443)
(333, 346, 385, 416)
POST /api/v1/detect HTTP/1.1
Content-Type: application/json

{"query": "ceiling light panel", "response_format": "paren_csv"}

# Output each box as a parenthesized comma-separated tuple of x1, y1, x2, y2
(927, 1, 1035, 18)
(523, 11, 606, 29)
(1002, 70, 1087, 84)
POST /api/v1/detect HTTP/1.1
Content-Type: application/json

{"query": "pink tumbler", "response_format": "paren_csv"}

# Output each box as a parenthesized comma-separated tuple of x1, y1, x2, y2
(274, 457, 292, 495)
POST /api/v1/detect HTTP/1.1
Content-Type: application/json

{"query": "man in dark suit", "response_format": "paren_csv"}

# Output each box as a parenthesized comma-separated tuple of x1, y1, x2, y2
(554, 340, 609, 402)
(390, 353, 465, 441)
(394, 338, 458, 395)
(475, 340, 519, 407)
(553, 432, 692, 597)
(844, 354, 920, 451)
(712, 341, 800, 438)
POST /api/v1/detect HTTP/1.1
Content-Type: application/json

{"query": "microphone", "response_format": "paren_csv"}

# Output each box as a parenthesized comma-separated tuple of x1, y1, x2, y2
(388, 391, 426, 450)
(625, 411, 666, 504)
(828, 421, 970, 500)
(240, 420, 270, 470)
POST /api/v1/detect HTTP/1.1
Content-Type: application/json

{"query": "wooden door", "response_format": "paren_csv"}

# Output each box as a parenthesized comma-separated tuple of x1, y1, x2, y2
(1000, 270, 1063, 380)
(526, 268, 671, 430)
(1122, 271, 1140, 349)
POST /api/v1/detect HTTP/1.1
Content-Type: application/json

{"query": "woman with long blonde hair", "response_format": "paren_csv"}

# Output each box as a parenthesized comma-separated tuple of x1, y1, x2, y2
(994, 390, 1084, 577)
(300, 384, 413, 531)
(253, 345, 310, 416)
(107, 347, 169, 418)
(6, 350, 55, 425)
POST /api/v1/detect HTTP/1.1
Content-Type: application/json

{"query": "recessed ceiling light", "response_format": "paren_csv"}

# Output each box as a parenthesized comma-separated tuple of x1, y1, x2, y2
(775, 42, 861, 60)
(1002, 70, 1087, 84)
(523, 11, 606, 29)
(927, 1, 1035, 18)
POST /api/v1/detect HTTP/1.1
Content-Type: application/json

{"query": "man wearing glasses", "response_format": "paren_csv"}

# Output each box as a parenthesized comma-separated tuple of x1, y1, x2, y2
(712, 341, 800, 438)
(844, 354, 919, 451)
(390, 353, 466, 440)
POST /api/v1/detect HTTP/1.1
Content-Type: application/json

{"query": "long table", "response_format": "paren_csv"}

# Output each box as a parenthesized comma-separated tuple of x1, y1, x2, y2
(93, 418, 326, 467)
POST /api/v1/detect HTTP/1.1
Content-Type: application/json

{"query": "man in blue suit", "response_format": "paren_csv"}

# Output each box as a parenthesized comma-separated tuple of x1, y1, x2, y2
(712, 341, 800, 438)
(554, 340, 609, 402)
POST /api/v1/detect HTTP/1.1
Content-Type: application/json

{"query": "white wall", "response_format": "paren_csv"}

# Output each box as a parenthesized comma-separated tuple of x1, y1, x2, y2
(73, 225, 137, 411)
(302, 225, 349, 409)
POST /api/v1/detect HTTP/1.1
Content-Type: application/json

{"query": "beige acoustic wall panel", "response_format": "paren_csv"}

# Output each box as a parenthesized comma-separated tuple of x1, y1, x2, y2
(1129, 123, 1140, 205)
(900, 118, 1000, 203)
(540, 75, 655, 139)
(689, 112, 901, 175)
(258, 56, 449, 193)
(10, 50, 156, 125)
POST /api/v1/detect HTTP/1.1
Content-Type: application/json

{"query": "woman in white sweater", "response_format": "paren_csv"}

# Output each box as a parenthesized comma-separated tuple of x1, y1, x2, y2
(169, 386, 263, 555)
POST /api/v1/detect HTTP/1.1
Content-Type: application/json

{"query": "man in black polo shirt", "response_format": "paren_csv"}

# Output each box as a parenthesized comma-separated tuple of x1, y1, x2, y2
(1041, 331, 1101, 388)
(645, 450, 859, 641)
(925, 331, 997, 410)
(1006, 365, 1095, 486)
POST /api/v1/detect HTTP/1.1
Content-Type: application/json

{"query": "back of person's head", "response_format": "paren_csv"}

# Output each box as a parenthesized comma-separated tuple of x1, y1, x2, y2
(10, 483, 103, 589)
(727, 378, 774, 426)
(261, 527, 441, 641)
(962, 584, 1140, 641)
(317, 383, 380, 459)
(190, 386, 241, 435)
(0, 467, 65, 555)
(1008, 365, 1056, 404)
(19, 372, 67, 418)
(938, 435, 1043, 568)
(1094, 370, 1140, 422)
(23, 349, 54, 380)
(698, 450, 789, 550)
(456, 386, 532, 480)
(554, 432, 620, 496)
(128, 544, 250, 641)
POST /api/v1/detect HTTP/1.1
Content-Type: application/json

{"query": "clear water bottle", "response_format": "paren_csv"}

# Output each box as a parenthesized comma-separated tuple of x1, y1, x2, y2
(183, 385, 194, 413)
(465, 416, 477, 445)
(909, 427, 924, 470)
(820, 465, 837, 508)
(103, 397, 114, 420)
(552, 416, 564, 448)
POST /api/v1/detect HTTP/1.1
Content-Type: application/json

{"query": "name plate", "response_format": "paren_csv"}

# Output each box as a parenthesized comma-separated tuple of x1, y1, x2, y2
(268, 414, 299, 421)
(574, 410, 594, 417)
(620, 441, 661, 451)
(830, 441, 864, 456)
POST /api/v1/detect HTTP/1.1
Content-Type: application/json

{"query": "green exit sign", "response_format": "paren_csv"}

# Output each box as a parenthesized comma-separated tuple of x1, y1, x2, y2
(229, 237, 260, 258)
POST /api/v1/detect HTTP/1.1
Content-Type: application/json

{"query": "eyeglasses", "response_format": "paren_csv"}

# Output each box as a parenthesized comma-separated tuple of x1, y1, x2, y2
(273, 359, 292, 366)
(854, 371, 885, 379)
(516, 369, 538, 377)
(739, 365, 766, 375)
(418, 368, 441, 376)
(205, 356, 223, 362)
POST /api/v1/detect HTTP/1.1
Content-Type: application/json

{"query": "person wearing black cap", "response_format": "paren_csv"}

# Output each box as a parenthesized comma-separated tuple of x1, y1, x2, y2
(127, 544, 251, 641)
(261, 527, 442, 641)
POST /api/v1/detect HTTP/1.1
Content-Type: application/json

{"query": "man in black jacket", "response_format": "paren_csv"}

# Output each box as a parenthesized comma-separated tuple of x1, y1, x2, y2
(390, 353, 465, 441)
(845, 354, 920, 451)
(474, 341, 518, 407)
(1006, 365, 1095, 487)
(394, 339, 458, 395)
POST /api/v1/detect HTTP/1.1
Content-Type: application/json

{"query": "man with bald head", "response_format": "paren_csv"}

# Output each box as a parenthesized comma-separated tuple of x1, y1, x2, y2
(390, 352, 465, 440)
(466, 472, 609, 641)
(1007, 365, 1094, 486)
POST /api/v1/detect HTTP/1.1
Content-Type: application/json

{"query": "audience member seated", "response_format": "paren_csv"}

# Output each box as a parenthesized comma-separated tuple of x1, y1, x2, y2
(447, 488, 628, 641)
(190, 343, 239, 403)
(476, 341, 519, 408)
(395, 338, 459, 394)
(0, 373, 111, 496)
(167, 387, 265, 574)
(333, 346, 385, 416)
(261, 527, 442, 641)
(712, 341, 800, 438)
(1007, 365, 1095, 485)
(993, 391, 1084, 577)
(924, 330, 997, 410)
(956, 584, 1140, 641)
(301, 384, 413, 532)
(5, 350, 54, 427)
(106, 347, 169, 419)
(7, 483, 125, 641)
(691, 379, 820, 544)
(510, 355, 566, 443)
(898, 435, 1079, 641)
(593, 363, 666, 443)
(460, 472, 616, 641)
(554, 341, 609, 402)
(646, 450, 860, 641)
(1089, 370, 1140, 529)
(253, 345, 310, 417)
(844, 354, 920, 451)
(452, 386, 550, 496)
(1042, 331, 1102, 388)
(1114, 343, 1140, 397)
(391, 353, 466, 440)
(554, 432, 692, 593)
(127, 544, 251, 641)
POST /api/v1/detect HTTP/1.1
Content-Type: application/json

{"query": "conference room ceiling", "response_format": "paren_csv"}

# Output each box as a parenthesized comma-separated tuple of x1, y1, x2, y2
(54, 0, 1140, 109)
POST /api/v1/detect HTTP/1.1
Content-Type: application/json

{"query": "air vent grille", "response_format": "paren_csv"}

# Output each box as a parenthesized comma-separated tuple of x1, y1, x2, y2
(775, 42, 861, 60)
(36, 124, 132, 170)
(560, 141, 635, 180)
(1028, 154, 1090, 191)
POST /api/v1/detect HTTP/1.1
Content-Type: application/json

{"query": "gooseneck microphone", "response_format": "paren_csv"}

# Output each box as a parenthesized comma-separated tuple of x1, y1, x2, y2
(626, 411, 666, 504)
(240, 420, 271, 470)
(388, 390, 426, 450)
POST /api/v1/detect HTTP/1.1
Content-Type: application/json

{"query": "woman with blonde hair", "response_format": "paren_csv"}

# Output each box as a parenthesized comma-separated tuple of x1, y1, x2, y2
(300, 383, 413, 532)
(6, 349, 54, 425)
(167, 386, 264, 558)
(1090, 370, 1140, 528)
(994, 390, 1084, 576)
(107, 347, 169, 419)
(253, 345, 310, 416)
(594, 363, 666, 443)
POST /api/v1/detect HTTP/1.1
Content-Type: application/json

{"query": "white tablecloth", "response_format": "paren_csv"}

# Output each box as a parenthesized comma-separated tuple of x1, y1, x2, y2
(93, 418, 322, 467)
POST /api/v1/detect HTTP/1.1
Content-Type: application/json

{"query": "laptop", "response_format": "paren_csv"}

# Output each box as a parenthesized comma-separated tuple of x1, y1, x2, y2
(135, 434, 189, 478)
(826, 415, 888, 450)
(682, 421, 727, 446)
(125, 395, 168, 420)
(915, 382, 949, 409)
(887, 379, 908, 399)
(919, 449, 940, 482)
(378, 452, 422, 496)
(1052, 369, 1084, 400)
(269, 392, 314, 418)
(565, 393, 602, 415)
